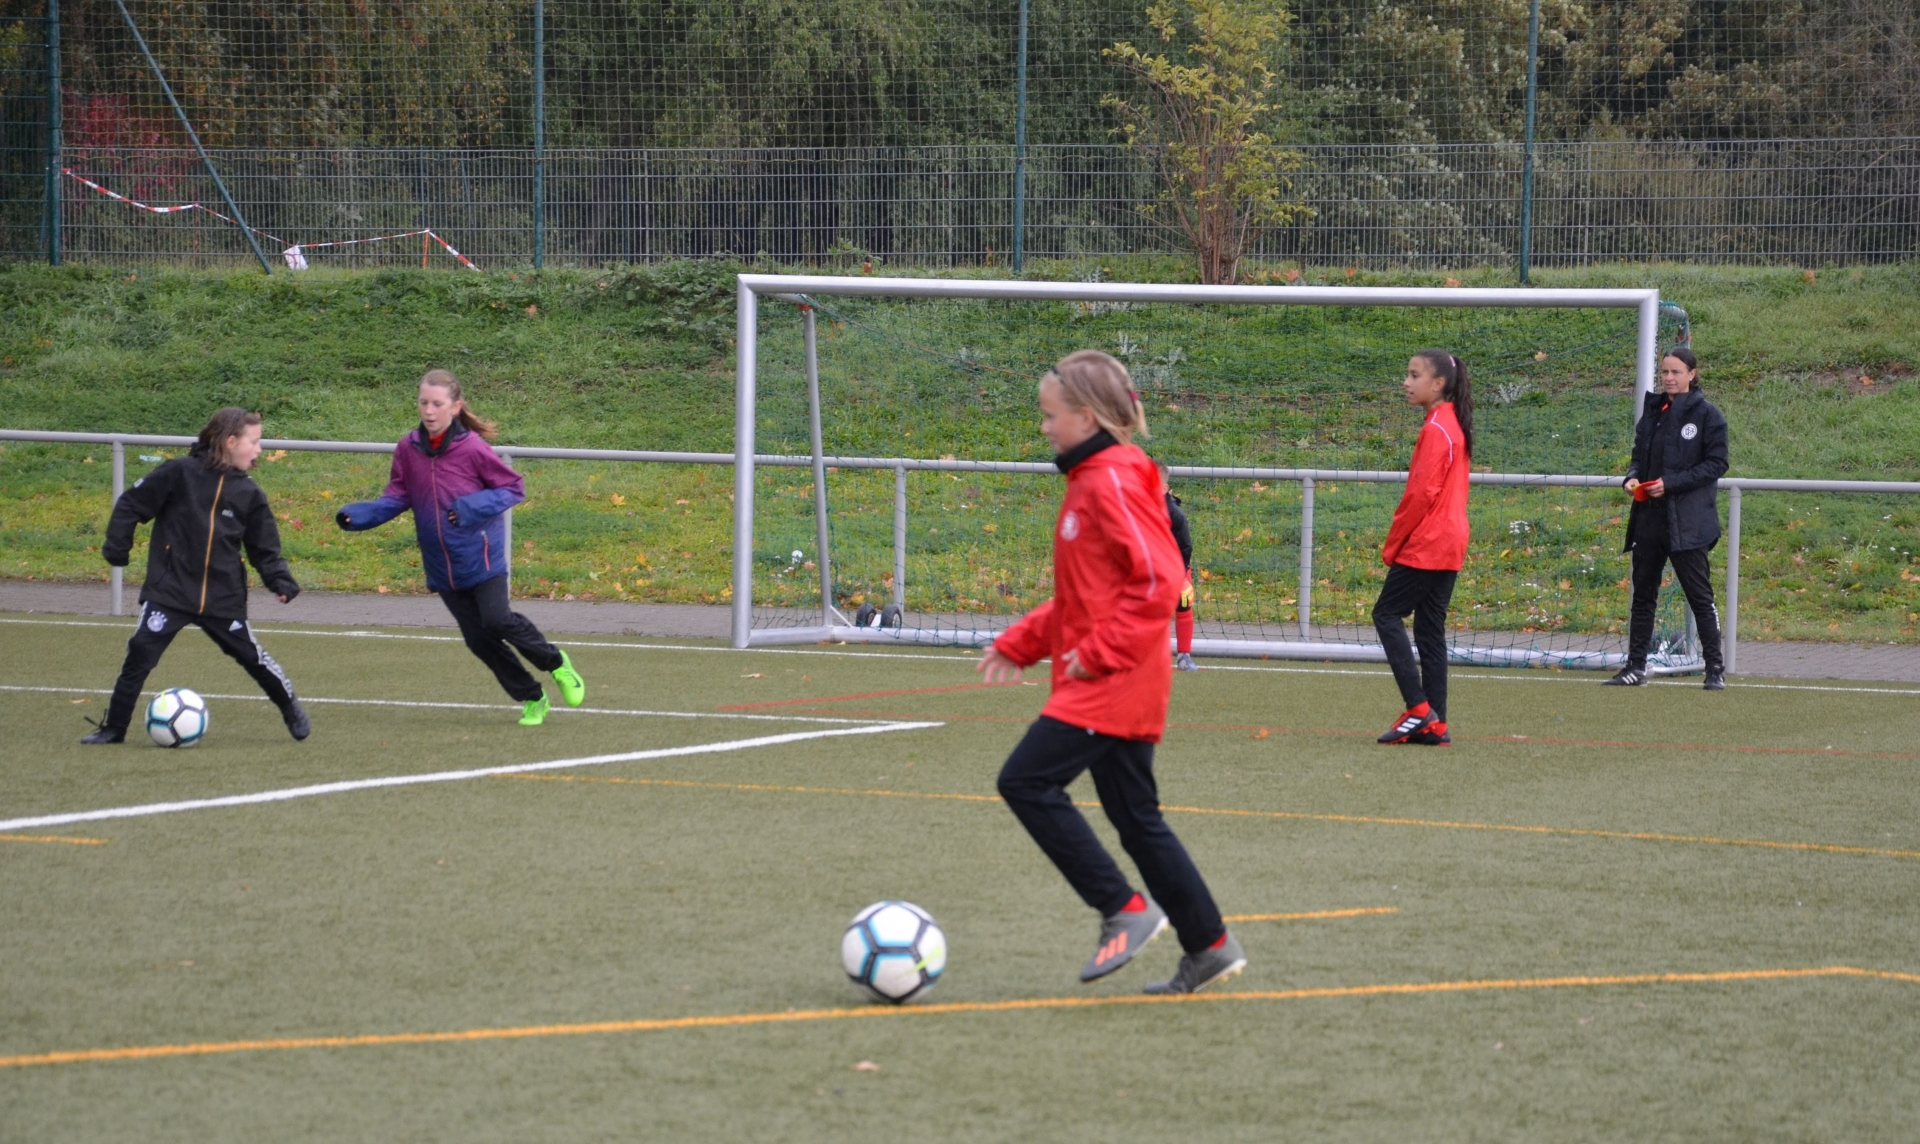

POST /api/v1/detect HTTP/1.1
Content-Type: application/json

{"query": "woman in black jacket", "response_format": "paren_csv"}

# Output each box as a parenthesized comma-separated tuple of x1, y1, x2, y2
(83, 407, 309, 743)
(1605, 347, 1729, 690)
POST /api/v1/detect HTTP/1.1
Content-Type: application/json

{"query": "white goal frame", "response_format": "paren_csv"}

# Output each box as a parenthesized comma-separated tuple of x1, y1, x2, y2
(731, 275, 1664, 666)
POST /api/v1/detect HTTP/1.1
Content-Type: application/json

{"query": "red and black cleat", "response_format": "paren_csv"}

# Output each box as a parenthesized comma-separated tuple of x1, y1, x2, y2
(1377, 707, 1437, 744)
(1410, 721, 1451, 746)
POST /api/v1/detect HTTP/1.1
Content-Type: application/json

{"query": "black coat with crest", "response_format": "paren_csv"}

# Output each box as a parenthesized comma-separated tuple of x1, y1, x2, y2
(1622, 387, 1728, 554)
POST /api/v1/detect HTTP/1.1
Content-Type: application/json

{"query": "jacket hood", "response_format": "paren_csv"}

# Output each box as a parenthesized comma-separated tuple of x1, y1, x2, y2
(188, 440, 246, 474)
(410, 421, 470, 457)
(1054, 429, 1120, 473)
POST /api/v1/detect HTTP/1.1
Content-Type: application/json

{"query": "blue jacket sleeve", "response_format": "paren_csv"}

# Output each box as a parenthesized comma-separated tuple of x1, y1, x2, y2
(336, 495, 409, 531)
(449, 484, 523, 526)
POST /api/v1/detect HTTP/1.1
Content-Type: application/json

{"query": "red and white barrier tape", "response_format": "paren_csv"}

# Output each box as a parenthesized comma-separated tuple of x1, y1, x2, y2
(62, 169, 481, 272)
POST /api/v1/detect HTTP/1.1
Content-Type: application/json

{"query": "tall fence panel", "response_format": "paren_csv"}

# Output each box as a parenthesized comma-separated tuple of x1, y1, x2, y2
(45, 138, 1920, 269)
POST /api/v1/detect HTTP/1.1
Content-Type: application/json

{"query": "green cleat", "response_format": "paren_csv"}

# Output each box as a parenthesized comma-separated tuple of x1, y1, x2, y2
(551, 649, 586, 708)
(519, 692, 550, 726)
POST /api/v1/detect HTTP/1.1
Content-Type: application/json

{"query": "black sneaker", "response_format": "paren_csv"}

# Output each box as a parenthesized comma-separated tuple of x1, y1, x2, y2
(79, 722, 126, 745)
(1144, 931, 1248, 994)
(1603, 667, 1648, 686)
(1080, 898, 1169, 982)
(1411, 721, 1451, 746)
(282, 699, 311, 741)
(1377, 708, 1436, 744)
(1703, 671, 1726, 691)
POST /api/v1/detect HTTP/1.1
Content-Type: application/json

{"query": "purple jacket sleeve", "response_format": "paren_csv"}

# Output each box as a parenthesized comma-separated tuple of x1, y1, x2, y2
(449, 445, 525, 526)
(336, 445, 411, 530)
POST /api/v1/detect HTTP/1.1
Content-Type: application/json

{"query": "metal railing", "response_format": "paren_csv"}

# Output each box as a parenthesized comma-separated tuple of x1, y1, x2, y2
(15, 137, 1918, 267)
(7, 426, 1920, 674)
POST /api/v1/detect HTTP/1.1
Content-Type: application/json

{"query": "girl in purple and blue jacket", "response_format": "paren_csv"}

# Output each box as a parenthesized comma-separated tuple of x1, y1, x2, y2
(336, 370, 586, 725)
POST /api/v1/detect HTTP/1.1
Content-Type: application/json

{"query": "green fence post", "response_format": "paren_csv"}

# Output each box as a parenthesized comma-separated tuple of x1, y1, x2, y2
(1010, 0, 1028, 275)
(532, 0, 545, 269)
(1518, 0, 1540, 284)
(45, 0, 60, 266)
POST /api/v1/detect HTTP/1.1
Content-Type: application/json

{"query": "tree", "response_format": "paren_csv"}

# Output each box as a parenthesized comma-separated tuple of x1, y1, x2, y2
(1104, 0, 1311, 283)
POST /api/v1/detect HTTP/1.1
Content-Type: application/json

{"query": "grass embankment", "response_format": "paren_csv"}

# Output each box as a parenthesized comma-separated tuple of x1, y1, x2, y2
(0, 259, 1916, 642)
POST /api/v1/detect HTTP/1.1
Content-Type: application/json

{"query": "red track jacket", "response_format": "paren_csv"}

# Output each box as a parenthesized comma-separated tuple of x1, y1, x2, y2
(994, 438, 1181, 742)
(1381, 401, 1471, 571)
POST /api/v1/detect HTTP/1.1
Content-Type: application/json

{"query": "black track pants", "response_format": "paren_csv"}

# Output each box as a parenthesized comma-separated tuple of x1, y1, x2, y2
(104, 603, 298, 731)
(1627, 541, 1723, 673)
(1372, 564, 1458, 721)
(997, 716, 1226, 954)
(439, 574, 563, 702)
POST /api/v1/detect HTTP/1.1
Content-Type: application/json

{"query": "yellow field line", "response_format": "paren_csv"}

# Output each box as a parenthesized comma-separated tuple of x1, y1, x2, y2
(0, 833, 107, 847)
(5, 965, 1913, 1071)
(502, 774, 1920, 862)
(1223, 907, 1399, 922)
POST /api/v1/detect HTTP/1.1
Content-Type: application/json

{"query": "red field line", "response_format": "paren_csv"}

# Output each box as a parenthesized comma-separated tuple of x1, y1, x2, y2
(6, 966, 1911, 1070)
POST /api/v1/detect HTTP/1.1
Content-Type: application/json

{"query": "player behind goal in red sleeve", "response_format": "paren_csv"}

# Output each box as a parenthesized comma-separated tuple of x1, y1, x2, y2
(1373, 350, 1473, 746)
(1155, 461, 1198, 671)
(977, 350, 1246, 994)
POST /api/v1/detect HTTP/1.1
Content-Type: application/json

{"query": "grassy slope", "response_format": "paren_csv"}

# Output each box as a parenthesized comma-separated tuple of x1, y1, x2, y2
(1, 259, 1916, 641)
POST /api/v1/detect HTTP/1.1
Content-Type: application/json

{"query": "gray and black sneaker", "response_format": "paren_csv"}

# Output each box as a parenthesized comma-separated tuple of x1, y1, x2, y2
(1703, 670, 1726, 691)
(1603, 667, 1648, 686)
(1080, 898, 1169, 982)
(1174, 652, 1198, 672)
(1144, 931, 1248, 995)
(282, 699, 311, 741)
(79, 719, 125, 745)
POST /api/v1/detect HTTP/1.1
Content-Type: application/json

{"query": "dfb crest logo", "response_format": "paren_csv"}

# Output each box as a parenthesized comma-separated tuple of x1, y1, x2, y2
(1060, 511, 1080, 541)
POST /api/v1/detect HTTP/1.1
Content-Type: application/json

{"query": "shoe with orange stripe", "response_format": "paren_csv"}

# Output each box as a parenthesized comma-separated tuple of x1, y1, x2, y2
(1411, 720, 1450, 746)
(1080, 896, 1168, 982)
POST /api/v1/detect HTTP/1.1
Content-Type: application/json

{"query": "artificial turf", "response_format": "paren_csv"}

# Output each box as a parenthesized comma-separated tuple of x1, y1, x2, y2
(2, 612, 1918, 1141)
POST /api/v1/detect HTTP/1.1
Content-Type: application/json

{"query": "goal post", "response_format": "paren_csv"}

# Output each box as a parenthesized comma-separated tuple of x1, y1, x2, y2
(731, 275, 1683, 670)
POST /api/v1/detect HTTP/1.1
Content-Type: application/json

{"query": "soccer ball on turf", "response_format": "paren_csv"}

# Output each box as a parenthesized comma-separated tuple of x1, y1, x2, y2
(146, 688, 209, 748)
(841, 900, 946, 1004)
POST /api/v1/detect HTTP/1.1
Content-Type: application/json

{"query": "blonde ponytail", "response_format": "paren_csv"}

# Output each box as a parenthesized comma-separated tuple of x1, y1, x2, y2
(1043, 350, 1149, 443)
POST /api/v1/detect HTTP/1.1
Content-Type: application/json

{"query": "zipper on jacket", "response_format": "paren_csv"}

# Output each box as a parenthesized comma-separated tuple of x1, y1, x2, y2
(199, 474, 227, 613)
(429, 456, 456, 586)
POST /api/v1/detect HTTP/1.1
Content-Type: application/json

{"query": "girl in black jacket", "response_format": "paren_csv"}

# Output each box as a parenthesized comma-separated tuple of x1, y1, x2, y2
(1605, 347, 1729, 690)
(83, 407, 310, 743)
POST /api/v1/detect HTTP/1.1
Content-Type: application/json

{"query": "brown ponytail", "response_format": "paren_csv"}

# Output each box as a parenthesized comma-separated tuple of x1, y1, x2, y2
(419, 368, 499, 441)
(1414, 349, 1473, 460)
(1043, 350, 1150, 443)
(197, 406, 262, 470)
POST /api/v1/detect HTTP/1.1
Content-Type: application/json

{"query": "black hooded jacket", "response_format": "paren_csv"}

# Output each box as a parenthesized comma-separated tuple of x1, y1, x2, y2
(103, 445, 299, 618)
(1623, 387, 1728, 554)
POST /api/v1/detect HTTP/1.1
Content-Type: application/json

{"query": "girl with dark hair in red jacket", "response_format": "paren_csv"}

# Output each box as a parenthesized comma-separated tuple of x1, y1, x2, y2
(1374, 350, 1473, 747)
(977, 350, 1246, 995)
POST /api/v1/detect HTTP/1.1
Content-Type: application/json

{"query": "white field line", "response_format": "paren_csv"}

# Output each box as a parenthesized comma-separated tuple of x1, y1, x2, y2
(0, 720, 943, 833)
(6, 618, 1918, 696)
(0, 684, 896, 726)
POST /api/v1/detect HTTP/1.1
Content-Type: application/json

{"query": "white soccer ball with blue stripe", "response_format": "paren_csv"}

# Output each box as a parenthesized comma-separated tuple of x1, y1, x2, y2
(841, 900, 946, 1004)
(146, 687, 209, 748)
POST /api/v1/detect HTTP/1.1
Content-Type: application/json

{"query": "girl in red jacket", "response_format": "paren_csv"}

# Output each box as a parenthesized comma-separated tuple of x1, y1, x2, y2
(1374, 350, 1473, 746)
(977, 350, 1245, 994)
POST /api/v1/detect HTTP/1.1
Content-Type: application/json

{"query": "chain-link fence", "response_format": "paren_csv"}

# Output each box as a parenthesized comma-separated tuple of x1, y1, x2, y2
(5, 1, 1919, 267)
